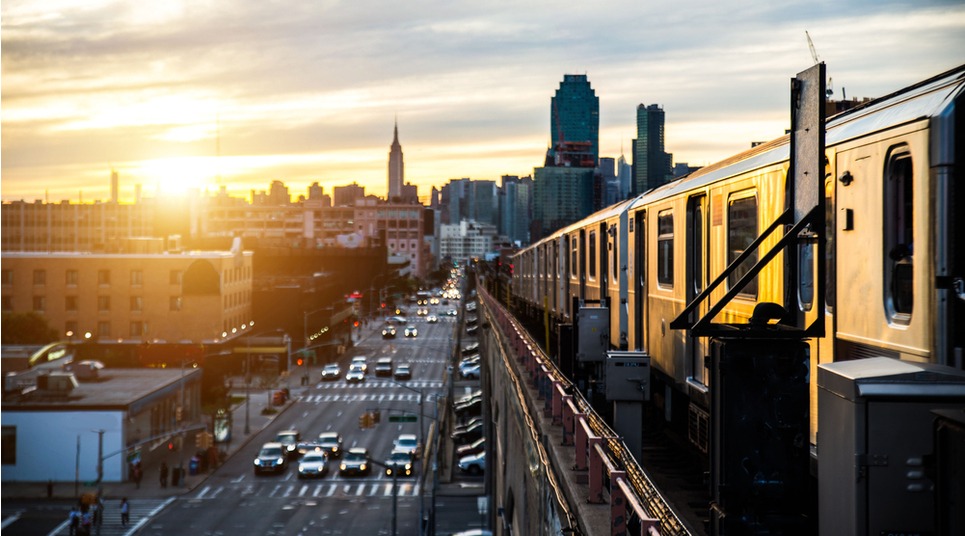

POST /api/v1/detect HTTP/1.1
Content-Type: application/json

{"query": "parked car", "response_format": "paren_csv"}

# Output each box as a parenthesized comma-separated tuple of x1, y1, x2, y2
(253, 442, 288, 475)
(455, 398, 483, 420)
(456, 437, 486, 458)
(460, 362, 480, 380)
(385, 449, 414, 477)
(393, 433, 421, 459)
(404, 325, 418, 338)
(275, 430, 301, 457)
(466, 325, 478, 335)
(375, 357, 394, 377)
(321, 363, 341, 381)
(461, 343, 479, 355)
(451, 421, 483, 445)
(394, 363, 412, 381)
(317, 432, 343, 458)
(345, 364, 365, 383)
(297, 451, 329, 479)
(453, 417, 482, 435)
(457, 452, 485, 475)
(339, 447, 370, 476)
(382, 325, 397, 339)
(455, 390, 482, 406)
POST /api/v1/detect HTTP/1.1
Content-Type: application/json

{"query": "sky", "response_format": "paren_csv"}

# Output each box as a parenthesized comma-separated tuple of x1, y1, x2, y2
(2, 0, 963, 204)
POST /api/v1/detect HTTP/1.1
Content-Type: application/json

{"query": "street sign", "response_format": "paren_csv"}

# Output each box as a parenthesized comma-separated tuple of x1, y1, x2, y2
(388, 414, 417, 423)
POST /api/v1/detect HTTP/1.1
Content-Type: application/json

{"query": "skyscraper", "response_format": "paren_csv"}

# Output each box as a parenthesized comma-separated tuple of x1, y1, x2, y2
(550, 74, 599, 167)
(387, 120, 404, 200)
(633, 104, 672, 195)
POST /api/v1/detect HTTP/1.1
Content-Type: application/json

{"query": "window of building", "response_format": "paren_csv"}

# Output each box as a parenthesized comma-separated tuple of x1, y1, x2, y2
(131, 270, 143, 286)
(66, 296, 78, 312)
(98, 296, 111, 312)
(66, 270, 79, 286)
(130, 296, 143, 312)
(2, 426, 15, 465)
(130, 321, 145, 337)
(727, 193, 759, 298)
(97, 321, 111, 338)
(170, 296, 182, 311)
(33, 296, 45, 312)
(1, 296, 11, 311)
(98, 270, 110, 285)
(33, 270, 46, 286)
(657, 211, 674, 287)
(884, 145, 914, 323)
(1, 270, 11, 285)
(170, 270, 182, 285)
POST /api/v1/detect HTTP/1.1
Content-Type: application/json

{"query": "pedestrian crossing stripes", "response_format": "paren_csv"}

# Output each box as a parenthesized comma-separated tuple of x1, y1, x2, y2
(300, 393, 424, 403)
(310, 380, 444, 390)
(50, 497, 173, 536)
(193, 481, 420, 500)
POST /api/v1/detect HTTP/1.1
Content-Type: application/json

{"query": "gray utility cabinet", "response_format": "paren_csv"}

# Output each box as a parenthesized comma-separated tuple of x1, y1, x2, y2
(817, 357, 965, 536)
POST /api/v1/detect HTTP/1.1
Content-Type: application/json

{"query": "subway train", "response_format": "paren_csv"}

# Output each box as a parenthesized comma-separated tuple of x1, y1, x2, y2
(510, 63, 964, 456)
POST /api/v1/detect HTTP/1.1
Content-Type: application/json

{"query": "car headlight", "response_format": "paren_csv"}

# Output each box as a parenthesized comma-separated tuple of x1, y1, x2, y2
(340, 463, 347, 471)
(254, 459, 262, 466)
(386, 468, 393, 475)
(277, 457, 286, 464)
(360, 463, 367, 471)
(331, 446, 339, 453)
(405, 463, 412, 471)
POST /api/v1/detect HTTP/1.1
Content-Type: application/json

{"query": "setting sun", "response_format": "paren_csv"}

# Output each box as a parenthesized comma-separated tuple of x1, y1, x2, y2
(130, 156, 222, 196)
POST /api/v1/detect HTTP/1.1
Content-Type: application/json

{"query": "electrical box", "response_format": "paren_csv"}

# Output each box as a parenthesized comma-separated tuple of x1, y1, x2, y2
(576, 306, 608, 362)
(818, 357, 965, 536)
(605, 351, 650, 401)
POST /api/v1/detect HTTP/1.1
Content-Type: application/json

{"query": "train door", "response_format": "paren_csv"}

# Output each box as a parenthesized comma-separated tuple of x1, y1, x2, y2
(686, 195, 710, 389)
(633, 209, 647, 352)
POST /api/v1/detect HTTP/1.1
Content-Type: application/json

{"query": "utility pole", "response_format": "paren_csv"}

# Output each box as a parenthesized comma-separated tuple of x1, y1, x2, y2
(94, 429, 105, 483)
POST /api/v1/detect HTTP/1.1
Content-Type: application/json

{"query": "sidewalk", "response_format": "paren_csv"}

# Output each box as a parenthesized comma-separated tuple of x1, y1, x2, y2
(1, 378, 296, 501)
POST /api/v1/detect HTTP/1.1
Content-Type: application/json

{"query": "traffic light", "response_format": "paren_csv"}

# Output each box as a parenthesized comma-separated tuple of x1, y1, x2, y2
(176, 406, 183, 422)
(296, 357, 304, 366)
(167, 441, 175, 451)
(359, 412, 371, 429)
(195, 432, 204, 448)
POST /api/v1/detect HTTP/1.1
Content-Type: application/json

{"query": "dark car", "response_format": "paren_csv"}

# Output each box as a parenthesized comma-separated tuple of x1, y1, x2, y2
(339, 447, 370, 476)
(456, 437, 486, 458)
(375, 357, 394, 377)
(451, 421, 483, 445)
(275, 430, 301, 458)
(382, 326, 397, 339)
(393, 363, 412, 381)
(297, 451, 329, 479)
(385, 449, 414, 477)
(253, 442, 288, 475)
(455, 390, 482, 405)
(454, 417, 482, 434)
(317, 432, 343, 459)
(461, 343, 480, 355)
(466, 325, 478, 335)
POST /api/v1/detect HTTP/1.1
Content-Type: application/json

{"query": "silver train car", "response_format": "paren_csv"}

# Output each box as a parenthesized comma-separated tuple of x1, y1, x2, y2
(511, 64, 965, 452)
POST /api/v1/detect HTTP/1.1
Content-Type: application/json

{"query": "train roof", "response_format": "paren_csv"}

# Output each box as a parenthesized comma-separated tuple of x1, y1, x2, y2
(629, 63, 965, 210)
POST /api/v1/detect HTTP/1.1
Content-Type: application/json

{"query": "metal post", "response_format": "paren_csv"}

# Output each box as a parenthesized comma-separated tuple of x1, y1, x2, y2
(244, 348, 251, 435)
(94, 429, 104, 483)
(179, 359, 186, 482)
(392, 465, 398, 536)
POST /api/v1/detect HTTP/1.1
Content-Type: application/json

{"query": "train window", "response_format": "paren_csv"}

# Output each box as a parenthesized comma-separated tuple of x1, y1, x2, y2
(727, 194, 758, 298)
(570, 236, 578, 280)
(589, 231, 597, 280)
(657, 211, 674, 287)
(884, 145, 913, 322)
(690, 200, 704, 296)
(825, 175, 835, 311)
(611, 225, 619, 280)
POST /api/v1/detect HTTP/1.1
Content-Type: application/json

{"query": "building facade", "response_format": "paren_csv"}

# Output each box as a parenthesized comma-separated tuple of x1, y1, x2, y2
(633, 103, 672, 195)
(353, 200, 430, 279)
(1, 251, 254, 344)
(532, 166, 594, 241)
(550, 74, 599, 167)
(387, 121, 404, 201)
(439, 221, 497, 263)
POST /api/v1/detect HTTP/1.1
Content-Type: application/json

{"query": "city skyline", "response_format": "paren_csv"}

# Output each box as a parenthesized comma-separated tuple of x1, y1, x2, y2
(2, 0, 963, 203)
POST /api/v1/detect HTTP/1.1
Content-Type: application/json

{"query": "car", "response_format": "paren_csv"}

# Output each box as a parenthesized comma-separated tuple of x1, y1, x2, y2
(466, 325, 478, 335)
(394, 363, 412, 381)
(375, 357, 394, 377)
(454, 417, 483, 435)
(317, 432, 343, 458)
(345, 364, 365, 383)
(454, 399, 483, 420)
(297, 451, 329, 479)
(429, 297, 440, 305)
(388, 315, 407, 325)
(296, 441, 324, 457)
(466, 315, 478, 326)
(452, 421, 484, 445)
(417, 308, 428, 316)
(455, 390, 482, 406)
(350, 356, 368, 372)
(404, 325, 418, 338)
(446, 309, 458, 316)
(321, 363, 341, 381)
(460, 363, 480, 379)
(426, 314, 438, 323)
(385, 449, 415, 477)
(382, 325, 397, 339)
(393, 433, 421, 459)
(275, 430, 301, 457)
(253, 442, 288, 474)
(457, 451, 485, 475)
(339, 447, 370, 476)
(461, 343, 479, 355)
(456, 437, 486, 458)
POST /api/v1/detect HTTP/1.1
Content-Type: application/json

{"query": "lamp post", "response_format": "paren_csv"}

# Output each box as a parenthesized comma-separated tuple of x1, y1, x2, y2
(385, 377, 433, 534)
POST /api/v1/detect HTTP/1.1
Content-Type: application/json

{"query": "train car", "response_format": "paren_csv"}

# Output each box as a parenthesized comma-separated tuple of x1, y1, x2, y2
(513, 64, 965, 453)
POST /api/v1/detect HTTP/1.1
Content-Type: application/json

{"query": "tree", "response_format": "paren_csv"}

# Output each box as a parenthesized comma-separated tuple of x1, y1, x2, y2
(1, 312, 58, 344)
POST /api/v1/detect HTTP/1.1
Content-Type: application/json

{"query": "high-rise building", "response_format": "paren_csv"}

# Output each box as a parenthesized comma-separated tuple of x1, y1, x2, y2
(550, 75, 599, 167)
(334, 183, 365, 207)
(387, 121, 404, 200)
(617, 154, 632, 200)
(633, 104, 672, 195)
(110, 169, 119, 204)
(470, 180, 498, 228)
(532, 167, 594, 241)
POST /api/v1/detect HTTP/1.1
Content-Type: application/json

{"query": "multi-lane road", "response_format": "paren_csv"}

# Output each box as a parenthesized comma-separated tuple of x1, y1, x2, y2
(139, 309, 466, 536)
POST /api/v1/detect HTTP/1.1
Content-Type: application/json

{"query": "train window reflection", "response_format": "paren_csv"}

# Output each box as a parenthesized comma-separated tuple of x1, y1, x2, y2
(657, 211, 674, 287)
(727, 194, 758, 298)
(884, 145, 913, 322)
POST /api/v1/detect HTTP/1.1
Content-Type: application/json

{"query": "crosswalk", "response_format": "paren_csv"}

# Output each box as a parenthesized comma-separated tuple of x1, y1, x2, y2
(192, 480, 421, 500)
(50, 498, 174, 536)
(301, 392, 425, 403)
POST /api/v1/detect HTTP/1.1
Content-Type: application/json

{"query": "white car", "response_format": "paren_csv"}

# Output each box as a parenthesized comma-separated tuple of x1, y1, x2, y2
(460, 362, 480, 380)
(321, 364, 341, 381)
(297, 451, 329, 479)
(350, 356, 368, 373)
(393, 433, 420, 459)
(426, 315, 438, 323)
(345, 364, 365, 383)
(457, 451, 485, 475)
(404, 325, 418, 338)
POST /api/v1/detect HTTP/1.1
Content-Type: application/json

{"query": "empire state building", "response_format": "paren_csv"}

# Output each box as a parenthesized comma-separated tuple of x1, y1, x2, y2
(387, 121, 404, 200)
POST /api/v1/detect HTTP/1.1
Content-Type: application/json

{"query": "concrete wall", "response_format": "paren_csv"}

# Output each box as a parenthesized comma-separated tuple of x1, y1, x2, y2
(2, 410, 125, 482)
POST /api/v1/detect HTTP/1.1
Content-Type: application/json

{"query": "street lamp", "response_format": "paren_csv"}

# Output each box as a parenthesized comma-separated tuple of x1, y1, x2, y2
(384, 376, 434, 533)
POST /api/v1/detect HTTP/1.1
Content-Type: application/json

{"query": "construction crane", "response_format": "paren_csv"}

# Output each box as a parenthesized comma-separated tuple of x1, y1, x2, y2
(805, 31, 834, 98)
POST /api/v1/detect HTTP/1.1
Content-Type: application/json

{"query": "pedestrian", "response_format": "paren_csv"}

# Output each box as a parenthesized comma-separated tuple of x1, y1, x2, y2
(92, 497, 103, 535)
(159, 461, 169, 488)
(68, 506, 80, 536)
(79, 508, 92, 536)
(133, 461, 142, 489)
(120, 498, 130, 527)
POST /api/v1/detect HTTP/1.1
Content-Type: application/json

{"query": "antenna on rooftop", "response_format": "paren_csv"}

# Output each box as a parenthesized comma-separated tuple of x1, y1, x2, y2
(805, 31, 833, 98)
